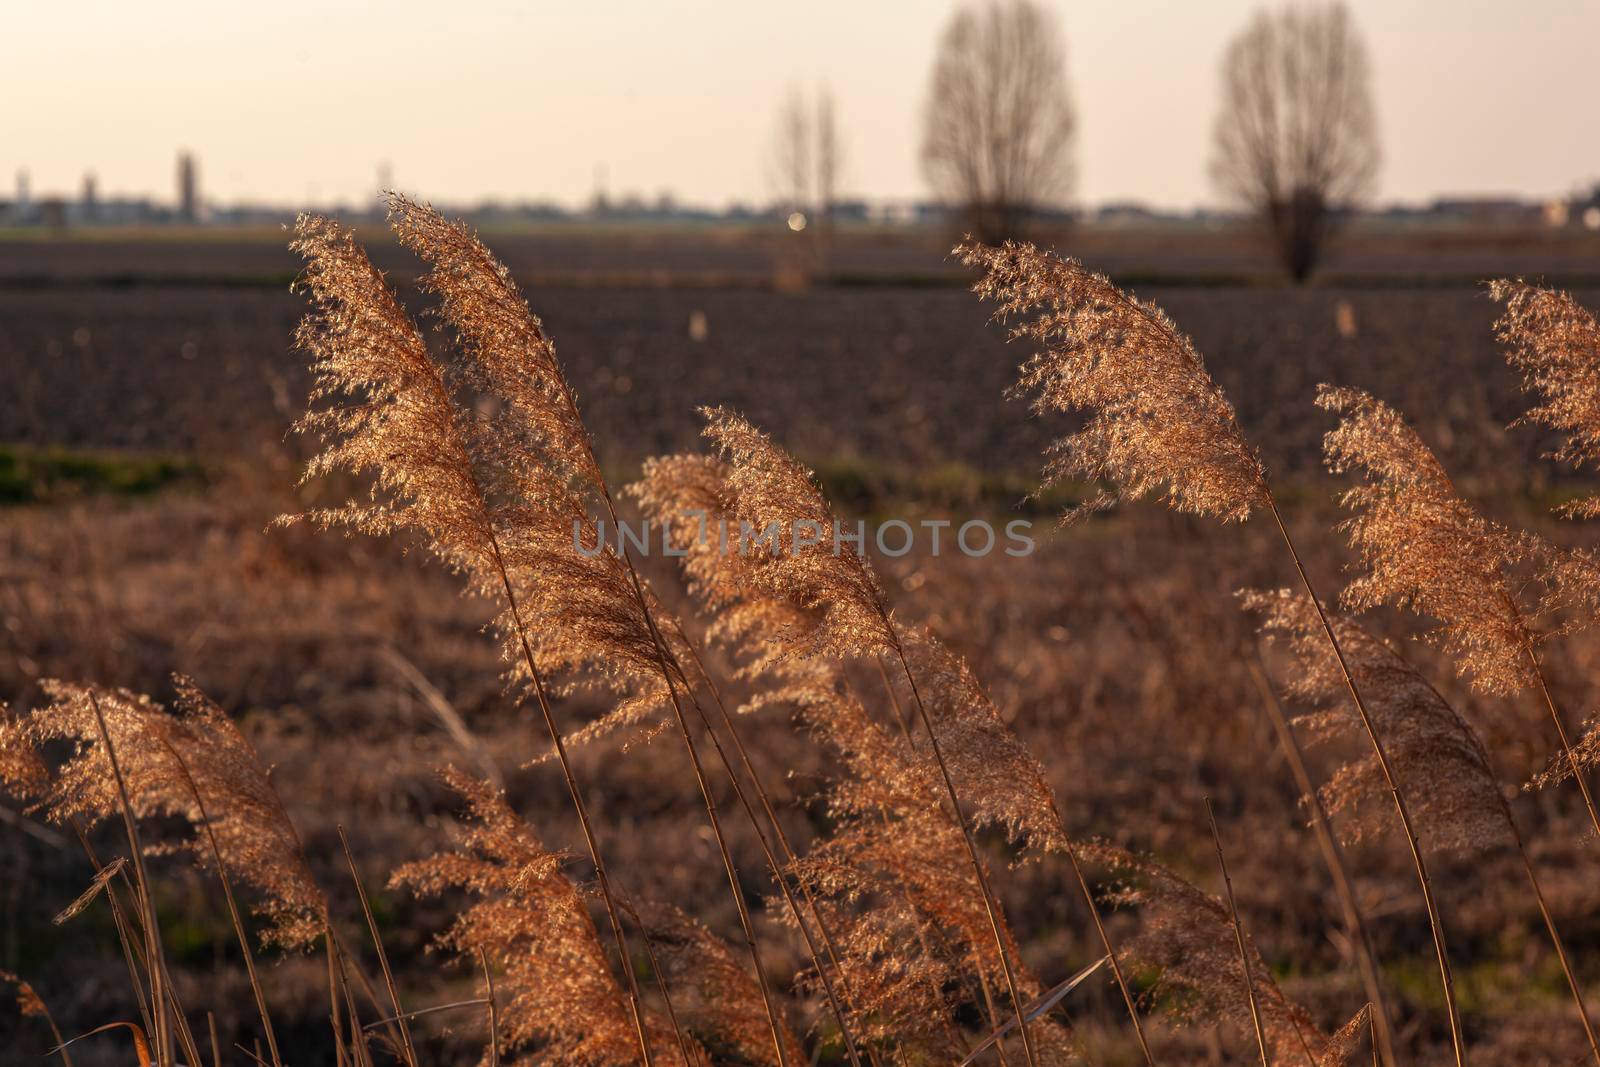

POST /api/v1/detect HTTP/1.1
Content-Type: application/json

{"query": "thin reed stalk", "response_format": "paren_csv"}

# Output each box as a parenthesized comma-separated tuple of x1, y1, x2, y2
(674, 627, 873, 1066)
(66, 824, 156, 1044)
(599, 480, 794, 1067)
(326, 931, 348, 1067)
(338, 827, 418, 1067)
(1510, 824, 1600, 1063)
(1264, 495, 1465, 1065)
(85, 692, 171, 1067)
(1204, 798, 1270, 1067)
(1, 972, 73, 1067)
(478, 949, 500, 1067)
(1523, 640, 1600, 841)
(485, 535, 666, 1065)
(158, 737, 282, 1067)
(1245, 656, 1396, 1067)
(882, 626, 1040, 1067)
(616, 896, 699, 1067)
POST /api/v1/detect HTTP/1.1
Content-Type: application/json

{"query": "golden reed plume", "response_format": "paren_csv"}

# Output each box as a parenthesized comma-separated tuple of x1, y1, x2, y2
(1082, 840, 1362, 1066)
(963, 239, 1459, 1065)
(640, 426, 1152, 1064)
(23, 680, 327, 948)
(1318, 384, 1600, 845)
(284, 208, 663, 1064)
(1249, 589, 1600, 1061)
(957, 240, 1268, 523)
(1491, 280, 1600, 518)
(393, 769, 697, 1067)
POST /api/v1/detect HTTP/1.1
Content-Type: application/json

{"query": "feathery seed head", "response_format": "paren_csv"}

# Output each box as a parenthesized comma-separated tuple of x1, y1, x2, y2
(0, 706, 50, 802)
(287, 211, 683, 751)
(1244, 589, 1513, 854)
(1318, 384, 1539, 694)
(1491, 280, 1600, 517)
(284, 213, 496, 574)
(639, 903, 806, 1067)
(25, 680, 328, 948)
(959, 240, 1268, 523)
(0, 971, 48, 1019)
(1083, 841, 1329, 1059)
(700, 407, 893, 657)
(387, 194, 603, 491)
(393, 769, 694, 1066)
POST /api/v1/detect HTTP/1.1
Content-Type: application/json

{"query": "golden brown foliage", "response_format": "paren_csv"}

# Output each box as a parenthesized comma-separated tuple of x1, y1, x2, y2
(284, 210, 680, 748)
(1245, 589, 1512, 854)
(633, 446, 1060, 853)
(20, 681, 328, 948)
(1083, 841, 1338, 1062)
(393, 769, 693, 1067)
(639, 904, 805, 1067)
(389, 193, 603, 492)
(0, 705, 50, 801)
(700, 408, 893, 659)
(1318, 384, 1541, 695)
(959, 240, 1268, 522)
(1491, 280, 1600, 517)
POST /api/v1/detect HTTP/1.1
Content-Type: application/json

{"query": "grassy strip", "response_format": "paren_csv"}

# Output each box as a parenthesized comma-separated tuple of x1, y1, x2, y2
(0, 445, 208, 505)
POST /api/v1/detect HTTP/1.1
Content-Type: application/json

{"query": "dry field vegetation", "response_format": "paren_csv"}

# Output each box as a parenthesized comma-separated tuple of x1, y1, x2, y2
(4, 207, 1600, 1067)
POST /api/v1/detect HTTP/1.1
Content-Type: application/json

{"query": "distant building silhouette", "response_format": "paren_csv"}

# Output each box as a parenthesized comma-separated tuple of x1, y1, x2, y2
(82, 172, 98, 222)
(177, 151, 199, 222)
(15, 169, 29, 211)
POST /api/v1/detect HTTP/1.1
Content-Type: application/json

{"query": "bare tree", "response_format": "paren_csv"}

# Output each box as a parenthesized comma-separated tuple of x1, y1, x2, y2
(814, 86, 843, 233)
(921, 0, 1076, 243)
(771, 85, 845, 222)
(772, 86, 813, 223)
(770, 84, 846, 277)
(1211, 2, 1380, 282)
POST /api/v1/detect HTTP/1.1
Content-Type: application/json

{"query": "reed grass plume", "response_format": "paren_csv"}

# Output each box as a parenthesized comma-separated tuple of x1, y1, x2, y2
(791, 809, 1078, 1065)
(0, 705, 51, 801)
(634, 446, 1059, 852)
(638, 903, 806, 1067)
(957, 240, 1268, 523)
(699, 408, 894, 659)
(1318, 384, 1543, 695)
(1531, 715, 1600, 791)
(1491, 280, 1600, 518)
(20, 680, 329, 948)
(619, 479, 1056, 1056)
(1250, 589, 1600, 1063)
(392, 769, 694, 1067)
(0, 969, 69, 1065)
(1083, 841, 1360, 1064)
(1, 969, 50, 1022)
(315, 203, 798, 1067)
(629, 453, 815, 680)
(714, 617, 1067, 1057)
(1244, 589, 1513, 855)
(284, 211, 679, 748)
(636, 434, 1140, 1059)
(387, 193, 602, 493)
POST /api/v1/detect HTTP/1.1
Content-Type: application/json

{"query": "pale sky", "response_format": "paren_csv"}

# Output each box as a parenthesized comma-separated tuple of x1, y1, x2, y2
(6, 0, 1597, 211)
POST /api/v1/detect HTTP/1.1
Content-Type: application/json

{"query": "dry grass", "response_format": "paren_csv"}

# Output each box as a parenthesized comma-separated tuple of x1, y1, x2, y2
(9, 211, 1600, 1066)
